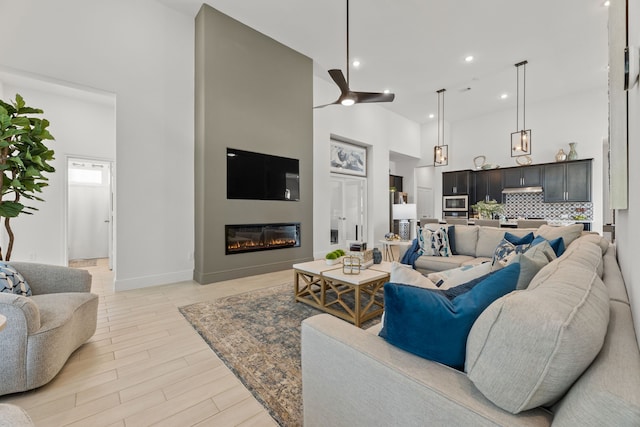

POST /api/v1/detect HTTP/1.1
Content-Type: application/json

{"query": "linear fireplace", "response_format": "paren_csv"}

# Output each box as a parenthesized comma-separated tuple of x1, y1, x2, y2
(225, 223, 301, 255)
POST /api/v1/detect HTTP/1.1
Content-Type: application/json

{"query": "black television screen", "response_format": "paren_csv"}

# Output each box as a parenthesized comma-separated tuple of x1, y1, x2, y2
(227, 148, 299, 201)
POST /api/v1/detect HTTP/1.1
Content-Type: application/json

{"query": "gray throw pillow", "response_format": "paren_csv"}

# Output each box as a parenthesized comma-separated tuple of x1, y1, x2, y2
(465, 241, 609, 414)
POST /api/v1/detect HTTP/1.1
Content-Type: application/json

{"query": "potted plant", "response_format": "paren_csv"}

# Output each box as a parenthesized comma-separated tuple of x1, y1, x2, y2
(325, 249, 345, 265)
(0, 94, 55, 260)
(471, 200, 504, 220)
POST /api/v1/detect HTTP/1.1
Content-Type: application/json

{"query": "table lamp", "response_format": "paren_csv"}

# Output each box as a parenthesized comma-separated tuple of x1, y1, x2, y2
(392, 203, 417, 241)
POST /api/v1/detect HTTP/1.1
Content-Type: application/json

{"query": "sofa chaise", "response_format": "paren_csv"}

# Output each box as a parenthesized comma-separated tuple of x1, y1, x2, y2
(302, 233, 640, 426)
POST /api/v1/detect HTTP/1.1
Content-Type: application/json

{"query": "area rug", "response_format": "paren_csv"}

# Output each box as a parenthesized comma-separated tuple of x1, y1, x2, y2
(179, 283, 380, 427)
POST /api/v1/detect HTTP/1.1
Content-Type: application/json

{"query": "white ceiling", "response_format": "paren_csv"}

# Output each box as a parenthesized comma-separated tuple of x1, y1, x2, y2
(158, 0, 610, 124)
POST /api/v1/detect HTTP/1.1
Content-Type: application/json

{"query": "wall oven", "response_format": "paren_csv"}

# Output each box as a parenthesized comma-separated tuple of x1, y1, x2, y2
(443, 195, 469, 219)
(443, 195, 469, 212)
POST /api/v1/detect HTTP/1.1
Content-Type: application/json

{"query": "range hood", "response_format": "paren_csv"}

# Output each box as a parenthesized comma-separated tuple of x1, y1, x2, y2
(502, 186, 543, 194)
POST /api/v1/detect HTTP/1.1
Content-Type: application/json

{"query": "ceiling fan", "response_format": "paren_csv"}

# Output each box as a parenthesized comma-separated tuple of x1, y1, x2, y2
(314, 0, 395, 108)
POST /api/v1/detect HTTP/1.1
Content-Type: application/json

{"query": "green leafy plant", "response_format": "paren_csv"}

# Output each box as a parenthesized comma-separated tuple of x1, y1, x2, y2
(0, 94, 55, 260)
(471, 200, 504, 220)
(325, 251, 338, 260)
(325, 249, 345, 260)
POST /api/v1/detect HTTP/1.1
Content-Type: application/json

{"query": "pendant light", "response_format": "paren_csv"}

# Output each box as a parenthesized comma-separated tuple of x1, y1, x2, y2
(433, 89, 448, 166)
(511, 60, 531, 157)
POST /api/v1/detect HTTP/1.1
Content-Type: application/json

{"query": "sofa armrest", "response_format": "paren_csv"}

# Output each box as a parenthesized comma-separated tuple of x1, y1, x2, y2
(302, 314, 552, 427)
(0, 293, 41, 335)
(8, 262, 91, 295)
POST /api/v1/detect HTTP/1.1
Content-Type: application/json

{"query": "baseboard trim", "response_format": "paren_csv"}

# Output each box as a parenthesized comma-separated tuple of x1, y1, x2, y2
(194, 257, 313, 284)
(114, 269, 193, 291)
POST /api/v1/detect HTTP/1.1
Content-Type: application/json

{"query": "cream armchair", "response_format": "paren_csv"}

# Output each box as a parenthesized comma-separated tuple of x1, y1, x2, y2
(0, 262, 98, 396)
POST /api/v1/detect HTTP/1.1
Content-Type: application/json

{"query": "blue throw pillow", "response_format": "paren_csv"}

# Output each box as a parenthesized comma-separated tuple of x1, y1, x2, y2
(505, 231, 534, 245)
(531, 235, 565, 257)
(379, 263, 520, 370)
(447, 225, 457, 255)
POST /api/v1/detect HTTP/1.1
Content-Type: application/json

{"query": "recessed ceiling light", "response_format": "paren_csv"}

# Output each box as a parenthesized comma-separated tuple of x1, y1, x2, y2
(603, 0, 610, 6)
(383, 89, 390, 94)
(464, 55, 474, 63)
(352, 60, 361, 68)
(428, 113, 435, 119)
(500, 93, 508, 99)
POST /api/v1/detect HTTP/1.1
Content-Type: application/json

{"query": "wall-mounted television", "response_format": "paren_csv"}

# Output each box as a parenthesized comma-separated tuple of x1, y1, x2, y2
(227, 148, 300, 201)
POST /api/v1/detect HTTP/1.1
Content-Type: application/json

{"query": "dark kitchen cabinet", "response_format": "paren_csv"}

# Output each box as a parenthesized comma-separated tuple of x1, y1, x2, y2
(472, 169, 503, 204)
(544, 160, 592, 202)
(502, 165, 542, 188)
(443, 171, 470, 195)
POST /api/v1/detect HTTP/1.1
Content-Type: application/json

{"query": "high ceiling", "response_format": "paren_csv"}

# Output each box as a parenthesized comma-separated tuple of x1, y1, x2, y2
(156, 0, 610, 124)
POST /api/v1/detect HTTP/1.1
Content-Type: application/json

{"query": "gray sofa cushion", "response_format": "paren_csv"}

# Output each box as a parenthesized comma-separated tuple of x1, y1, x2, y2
(465, 240, 610, 413)
(551, 300, 640, 426)
(0, 404, 34, 426)
(453, 225, 479, 257)
(534, 223, 583, 248)
(414, 254, 474, 272)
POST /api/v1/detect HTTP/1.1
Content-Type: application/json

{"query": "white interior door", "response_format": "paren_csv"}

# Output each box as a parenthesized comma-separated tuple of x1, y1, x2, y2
(330, 175, 367, 248)
(67, 158, 112, 263)
(417, 186, 435, 219)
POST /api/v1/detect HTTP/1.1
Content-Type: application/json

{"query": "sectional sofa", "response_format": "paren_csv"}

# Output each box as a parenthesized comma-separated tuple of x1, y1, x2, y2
(301, 231, 640, 426)
(410, 223, 584, 274)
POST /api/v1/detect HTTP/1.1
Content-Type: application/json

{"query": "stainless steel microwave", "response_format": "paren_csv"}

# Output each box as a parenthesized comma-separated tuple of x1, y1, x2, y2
(443, 195, 469, 212)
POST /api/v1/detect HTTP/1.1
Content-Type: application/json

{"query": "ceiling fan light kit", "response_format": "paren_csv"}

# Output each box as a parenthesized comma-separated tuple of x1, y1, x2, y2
(511, 60, 532, 158)
(314, 0, 395, 109)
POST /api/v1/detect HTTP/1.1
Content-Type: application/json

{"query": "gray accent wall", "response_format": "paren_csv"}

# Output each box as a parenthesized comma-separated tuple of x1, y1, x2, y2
(194, 4, 313, 284)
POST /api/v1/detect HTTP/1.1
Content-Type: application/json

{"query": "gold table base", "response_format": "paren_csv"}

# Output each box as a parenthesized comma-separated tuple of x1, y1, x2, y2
(294, 265, 387, 328)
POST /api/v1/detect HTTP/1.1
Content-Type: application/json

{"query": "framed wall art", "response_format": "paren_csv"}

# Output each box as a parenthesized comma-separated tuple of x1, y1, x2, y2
(329, 140, 367, 177)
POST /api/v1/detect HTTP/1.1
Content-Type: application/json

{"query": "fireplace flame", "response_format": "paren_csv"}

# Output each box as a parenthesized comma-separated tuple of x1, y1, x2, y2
(227, 238, 297, 252)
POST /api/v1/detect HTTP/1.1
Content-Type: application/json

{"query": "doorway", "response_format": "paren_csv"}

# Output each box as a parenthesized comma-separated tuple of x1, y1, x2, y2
(329, 175, 367, 248)
(67, 158, 113, 268)
(417, 186, 435, 219)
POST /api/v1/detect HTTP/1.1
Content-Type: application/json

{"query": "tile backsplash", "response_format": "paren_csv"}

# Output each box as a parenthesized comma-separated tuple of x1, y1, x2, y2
(503, 192, 593, 220)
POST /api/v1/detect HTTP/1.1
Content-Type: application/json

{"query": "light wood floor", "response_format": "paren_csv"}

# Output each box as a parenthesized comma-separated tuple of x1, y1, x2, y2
(0, 259, 291, 426)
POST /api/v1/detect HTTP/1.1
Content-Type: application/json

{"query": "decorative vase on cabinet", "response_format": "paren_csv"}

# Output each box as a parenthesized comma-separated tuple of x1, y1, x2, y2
(555, 148, 567, 162)
(567, 142, 578, 160)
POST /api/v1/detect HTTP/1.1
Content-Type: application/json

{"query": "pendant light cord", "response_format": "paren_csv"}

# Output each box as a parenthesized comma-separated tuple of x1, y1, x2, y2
(523, 62, 526, 131)
(437, 89, 446, 147)
(516, 65, 520, 131)
(515, 60, 528, 131)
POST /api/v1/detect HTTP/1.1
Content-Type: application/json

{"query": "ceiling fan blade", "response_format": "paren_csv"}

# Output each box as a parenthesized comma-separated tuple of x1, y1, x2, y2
(313, 100, 341, 109)
(353, 91, 396, 104)
(328, 69, 349, 94)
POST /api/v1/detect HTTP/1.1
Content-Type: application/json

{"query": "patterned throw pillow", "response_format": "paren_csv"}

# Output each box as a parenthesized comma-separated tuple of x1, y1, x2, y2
(491, 238, 530, 271)
(0, 262, 32, 297)
(420, 226, 451, 257)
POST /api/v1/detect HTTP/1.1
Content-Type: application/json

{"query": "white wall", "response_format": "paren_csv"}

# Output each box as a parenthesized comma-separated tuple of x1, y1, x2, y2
(616, 0, 640, 346)
(0, 82, 115, 264)
(313, 76, 421, 258)
(424, 88, 608, 229)
(0, 0, 194, 290)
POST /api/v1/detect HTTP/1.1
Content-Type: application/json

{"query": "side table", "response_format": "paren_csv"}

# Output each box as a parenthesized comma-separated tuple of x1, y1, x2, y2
(379, 239, 412, 262)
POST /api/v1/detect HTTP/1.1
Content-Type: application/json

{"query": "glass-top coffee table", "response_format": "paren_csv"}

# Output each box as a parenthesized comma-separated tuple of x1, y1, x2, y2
(293, 260, 391, 327)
